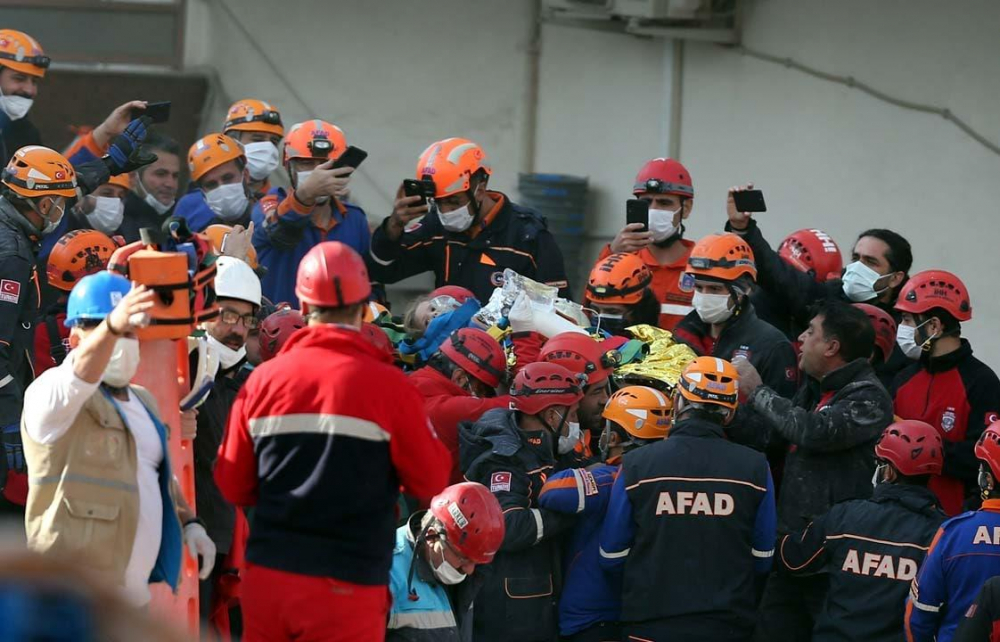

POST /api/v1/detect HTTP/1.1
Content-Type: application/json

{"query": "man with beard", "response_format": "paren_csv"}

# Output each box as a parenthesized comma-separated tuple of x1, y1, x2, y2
(597, 158, 696, 330)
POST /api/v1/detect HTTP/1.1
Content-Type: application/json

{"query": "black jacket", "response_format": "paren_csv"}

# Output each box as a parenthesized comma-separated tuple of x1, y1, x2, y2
(0, 197, 41, 424)
(0, 117, 41, 169)
(458, 408, 576, 642)
(727, 218, 911, 386)
(368, 192, 570, 303)
(953, 576, 1000, 642)
(779, 483, 946, 642)
(192, 361, 251, 555)
(745, 358, 894, 533)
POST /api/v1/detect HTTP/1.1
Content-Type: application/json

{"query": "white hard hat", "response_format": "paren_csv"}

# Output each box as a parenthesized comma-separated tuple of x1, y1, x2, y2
(215, 256, 262, 307)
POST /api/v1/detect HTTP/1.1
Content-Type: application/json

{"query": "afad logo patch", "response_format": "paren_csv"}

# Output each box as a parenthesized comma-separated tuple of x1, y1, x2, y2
(679, 272, 696, 293)
(941, 408, 957, 433)
(490, 471, 512, 493)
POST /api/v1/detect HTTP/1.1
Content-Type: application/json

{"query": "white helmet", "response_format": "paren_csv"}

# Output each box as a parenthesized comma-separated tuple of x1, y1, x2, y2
(215, 256, 262, 307)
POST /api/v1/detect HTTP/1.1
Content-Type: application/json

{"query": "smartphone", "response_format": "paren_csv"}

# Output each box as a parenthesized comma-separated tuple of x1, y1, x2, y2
(403, 179, 429, 206)
(331, 145, 368, 170)
(626, 199, 650, 232)
(731, 189, 767, 213)
(132, 101, 171, 124)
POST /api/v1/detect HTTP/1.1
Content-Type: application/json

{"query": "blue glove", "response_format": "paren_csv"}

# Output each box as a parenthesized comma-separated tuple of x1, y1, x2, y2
(105, 115, 156, 175)
(2, 424, 24, 474)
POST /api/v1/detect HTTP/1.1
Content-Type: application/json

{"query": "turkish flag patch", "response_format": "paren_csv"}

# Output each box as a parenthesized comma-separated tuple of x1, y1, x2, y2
(490, 471, 512, 493)
(0, 279, 21, 304)
(986, 412, 999, 427)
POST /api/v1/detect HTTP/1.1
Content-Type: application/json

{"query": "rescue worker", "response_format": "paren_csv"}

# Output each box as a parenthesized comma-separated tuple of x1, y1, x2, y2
(953, 576, 1000, 642)
(63, 173, 132, 236)
(600, 357, 777, 642)
(125, 131, 181, 235)
(726, 184, 914, 383)
(599, 158, 696, 329)
(20, 271, 216, 606)
(214, 241, 450, 642)
(539, 332, 618, 457)
(387, 482, 505, 641)
(892, 270, 1000, 515)
(189, 256, 260, 628)
(539, 385, 671, 642)
(0, 29, 46, 166)
(778, 420, 946, 642)
(585, 252, 659, 337)
(753, 228, 844, 344)
(180, 133, 253, 231)
(855, 302, 898, 388)
(251, 119, 368, 307)
(368, 137, 570, 302)
(409, 328, 512, 484)
(176, 99, 286, 232)
(257, 306, 304, 362)
(733, 299, 894, 641)
(35, 229, 117, 375)
(459, 362, 584, 642)
(906, 423, 1000, 642)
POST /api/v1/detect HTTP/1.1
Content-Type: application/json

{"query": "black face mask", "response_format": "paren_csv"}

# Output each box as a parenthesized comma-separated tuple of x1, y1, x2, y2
(596, 314, 628, 337)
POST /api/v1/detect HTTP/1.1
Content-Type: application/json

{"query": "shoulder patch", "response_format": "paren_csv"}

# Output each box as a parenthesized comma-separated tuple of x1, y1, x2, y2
(580, 469, 599, 496)
(941, 510, 978, 530)
(0, 279, 21, 304)
(490, 471, 512, 493)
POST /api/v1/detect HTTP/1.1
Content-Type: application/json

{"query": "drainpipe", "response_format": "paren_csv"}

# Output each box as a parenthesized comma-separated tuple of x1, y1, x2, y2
(669, 39, 684, 159)
(522, 0, 542, 174)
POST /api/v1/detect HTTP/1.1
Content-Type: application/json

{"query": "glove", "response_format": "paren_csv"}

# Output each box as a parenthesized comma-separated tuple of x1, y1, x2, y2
(104, 115, 157, 175)
(1, 424, 27, 505)
(184, 521, 217, 580)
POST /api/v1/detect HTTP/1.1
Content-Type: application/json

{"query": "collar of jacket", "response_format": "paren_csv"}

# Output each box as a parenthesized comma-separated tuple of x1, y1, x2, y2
(0, 195, 42, 244)
(818, 358, 872, 392)
(982, 499, 1000, 513)
(669, 416, 727, 440)
(919, 338, 973, 374)
(871, 482, 942, 515)
(280, 323, 392, 364)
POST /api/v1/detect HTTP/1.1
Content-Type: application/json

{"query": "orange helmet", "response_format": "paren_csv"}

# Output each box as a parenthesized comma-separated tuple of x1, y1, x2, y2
(676, 356, 740, 411)
(223, 99, 284, 138)
(603, 386, 672, 441)
(188, 134, 244, 183)
(46, 229, 118, 292)
(362, 301, 389, 323)
(416, 138, 492, 198)
(202, 224, 258, 269)
(283, 120, 347, 165)
(2, 146, 77, 199)
(0, 30, 49, 78)
(687, 233, 757, 283)
(586, 253, 652, 305)
(107, 173, 131, 191)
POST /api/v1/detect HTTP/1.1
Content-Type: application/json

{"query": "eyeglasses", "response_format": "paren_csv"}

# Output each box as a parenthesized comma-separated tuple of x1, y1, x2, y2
(219, 308, 259, 329)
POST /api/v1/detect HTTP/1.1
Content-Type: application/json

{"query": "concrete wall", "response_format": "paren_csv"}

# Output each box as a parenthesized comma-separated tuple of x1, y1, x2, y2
(185, 0, 1000, 364)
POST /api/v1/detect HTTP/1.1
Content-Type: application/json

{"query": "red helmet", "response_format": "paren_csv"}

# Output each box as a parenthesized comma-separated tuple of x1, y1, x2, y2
(361, 322, 393, 356)
(429, 285, 476, 304)
(509, 362, 584, 415)
(440, 328, 506, 388)
(295, 242, 371, 309)
(874, 420, 943, 476)
(539, 332, 615, 387)
(428, 482, 505, 565)
(895, 270, 972, 322)
(976, 422, 1000, 479)
(259, 308, 305, 361)
(854, 303, 897, 362)
(633, 158, 693, 198)
(778, 229, 843, 283)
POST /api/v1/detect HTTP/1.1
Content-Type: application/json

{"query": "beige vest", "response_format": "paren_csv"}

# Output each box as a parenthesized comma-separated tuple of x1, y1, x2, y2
(22, 384, 179, 589)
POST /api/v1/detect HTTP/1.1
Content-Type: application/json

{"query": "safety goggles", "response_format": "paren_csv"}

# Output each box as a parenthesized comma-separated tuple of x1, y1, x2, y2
(219, 308, 259, 330)
(0, 51, 50, 69)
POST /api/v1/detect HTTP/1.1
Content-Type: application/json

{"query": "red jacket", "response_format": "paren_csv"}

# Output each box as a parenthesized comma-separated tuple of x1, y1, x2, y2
(409, 366, 510, 484)
(215, 324, 450, 585)
(32, 308, 68, 376)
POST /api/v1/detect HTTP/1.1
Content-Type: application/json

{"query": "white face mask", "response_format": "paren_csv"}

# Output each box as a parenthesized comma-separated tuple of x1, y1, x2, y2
(648, 208, 680, 242)
(244, 141, 280, 181)
(692, 291, 734, 325)
(35, 198, 66, 235)
(0, 85, 33, 121)
(896, 320, 936, 360)
(145, 192, 174, 215)
(295, 169, 329, 204)
(558, 420, 582, 455)
(207, 334, 247, 370)
(439, 203, 474, 232)
(205, 182, 249, 221)
(86, 196, 125, 234)
(432, 554, 467, 585)
(841, 261, 889, 303)
(103, 337, 141, 387)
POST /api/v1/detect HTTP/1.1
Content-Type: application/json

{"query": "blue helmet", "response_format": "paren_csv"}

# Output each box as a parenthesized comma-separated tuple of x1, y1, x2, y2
(65, 271, 131, 328)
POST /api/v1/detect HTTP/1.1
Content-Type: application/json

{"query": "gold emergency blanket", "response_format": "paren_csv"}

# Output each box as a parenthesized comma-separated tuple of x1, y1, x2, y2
(614, 324, 697, 389)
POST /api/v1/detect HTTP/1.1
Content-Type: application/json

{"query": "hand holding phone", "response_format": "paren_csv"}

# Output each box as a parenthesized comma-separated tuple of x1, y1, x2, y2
(130, 101, 171, 124)
(626, 199, 650, 232)
(731, 189, 766, 213)
(331, 146, 368, 170)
